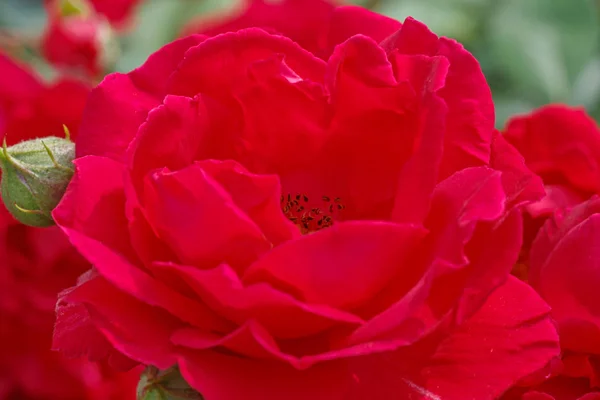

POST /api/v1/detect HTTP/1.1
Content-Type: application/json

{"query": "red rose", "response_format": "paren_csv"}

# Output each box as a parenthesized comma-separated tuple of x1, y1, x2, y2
(503, 105, 600, 262)
(502, 197, 600, 399)
(0, 52, 90, 144)
(55, 7, 558, 399)
(504, 105, 600, 220)
(531, 198, 600, 390)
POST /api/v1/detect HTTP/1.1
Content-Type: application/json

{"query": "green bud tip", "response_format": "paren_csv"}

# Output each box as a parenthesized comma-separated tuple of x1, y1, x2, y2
(0, 136, 75, 227)
(63, 124, 71, 141)
(58, 0, 91, 18)
(137, 366, 203, 400)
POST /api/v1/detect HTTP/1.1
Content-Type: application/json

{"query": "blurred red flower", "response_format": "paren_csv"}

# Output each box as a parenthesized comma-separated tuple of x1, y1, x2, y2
(41, 0, 119, 79)
(504, 105, 600, 222)
(502, 105, 600, 398)
(0, 50, 137, 400)
(0, 52, 90, 144)
(88, 0, 143, 28)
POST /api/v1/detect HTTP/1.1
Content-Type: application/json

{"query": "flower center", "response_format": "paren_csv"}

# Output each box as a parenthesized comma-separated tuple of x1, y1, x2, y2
(280, 194, 345, 234)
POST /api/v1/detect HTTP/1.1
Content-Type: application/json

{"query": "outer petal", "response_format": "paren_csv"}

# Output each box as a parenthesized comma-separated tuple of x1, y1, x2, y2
(530, 199, 600, 356)
(61, 275, 179, 369)
(56, 227, 230, 333)
(504, 105, 600, 195)
(53, 156, 135, 260)
(323, 6, 401, 57)
(53, 284, 126, 365)
(76, 35, 206, 161)
(179, 350, 352, 400)
(529, 197, 600, 285)
(167, 28, 326, 99)
(53, 157, 229, 332)
(181, 0, 337, 57)
(383, 18, 495, 178)
(503, 372, 599, 399)
(419, 277, 560, 399)
(490, 131, 546, 208)
(347, 167, 509, 345)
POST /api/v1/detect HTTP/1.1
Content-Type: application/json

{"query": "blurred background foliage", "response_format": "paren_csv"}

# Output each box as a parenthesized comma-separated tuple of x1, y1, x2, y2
(1, 0, 599, 127)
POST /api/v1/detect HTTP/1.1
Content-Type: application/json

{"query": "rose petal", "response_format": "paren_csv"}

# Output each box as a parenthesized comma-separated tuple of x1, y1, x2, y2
(243, 220, 426, 311)
(181, 0, 336, 57)
(490, 131, 546, 208)
(383, 18, 494, 179)
(196, 159, 300, 244)
(324, 6, 401, 57)
(504, 105, 600, 195)
(53, 156, 135, 260)
(179, 350, 352, 400)
(154, 262, 364, 338)
(76, 35, 207, 161)
(167, 28, 326, 99)
(127, 95, 237, 199)
(530, 204, 600, 355)
(64, 275, 179, 369)
(142, 163, 272, 270)
(419, 277, 559, 399)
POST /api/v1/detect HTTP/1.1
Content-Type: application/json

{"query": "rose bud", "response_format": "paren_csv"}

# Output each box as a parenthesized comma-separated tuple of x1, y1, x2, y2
(0, 133, 74, 227)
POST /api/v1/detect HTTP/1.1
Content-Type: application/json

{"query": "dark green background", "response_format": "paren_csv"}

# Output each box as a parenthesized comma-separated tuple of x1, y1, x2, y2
(2, 0, 599, 127)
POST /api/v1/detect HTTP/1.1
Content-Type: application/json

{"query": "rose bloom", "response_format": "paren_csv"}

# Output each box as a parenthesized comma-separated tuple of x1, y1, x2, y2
(503, 105, 600, 263)
(0, 53, 136, 398)
(500, 106, 600, 399)
(503, 197, 600, 400)
(0, 52, 90, 145)
(54, 6, 560, 399)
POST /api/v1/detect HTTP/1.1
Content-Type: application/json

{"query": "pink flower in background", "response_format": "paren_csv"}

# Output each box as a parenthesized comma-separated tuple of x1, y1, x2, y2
(53, 6, 558, 399)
